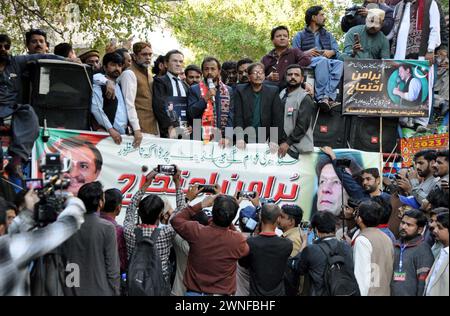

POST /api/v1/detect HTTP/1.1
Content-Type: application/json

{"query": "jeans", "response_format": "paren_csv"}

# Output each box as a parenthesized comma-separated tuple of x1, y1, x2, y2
(311, 56, 343, 101)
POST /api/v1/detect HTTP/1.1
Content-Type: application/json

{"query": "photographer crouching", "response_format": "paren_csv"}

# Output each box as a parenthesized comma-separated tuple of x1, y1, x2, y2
(341, 0, 394, 36)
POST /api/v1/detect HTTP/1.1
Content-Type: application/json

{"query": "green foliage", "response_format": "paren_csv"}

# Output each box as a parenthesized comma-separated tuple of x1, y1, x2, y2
(167, 0, 346, 64)
(1, 0, 349, 63)
(0, 0, 167, 53)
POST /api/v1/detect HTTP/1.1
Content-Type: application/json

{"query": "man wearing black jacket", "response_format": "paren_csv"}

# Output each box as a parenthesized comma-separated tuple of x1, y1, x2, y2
(152, 50, 189, 138)
(290, 211, 356, 296)
(0, 37, 69, 177)
(234, 62, 285, 149)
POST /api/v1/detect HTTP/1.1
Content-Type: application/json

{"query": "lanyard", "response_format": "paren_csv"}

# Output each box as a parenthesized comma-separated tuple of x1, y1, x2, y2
(398, 244, 407, 272)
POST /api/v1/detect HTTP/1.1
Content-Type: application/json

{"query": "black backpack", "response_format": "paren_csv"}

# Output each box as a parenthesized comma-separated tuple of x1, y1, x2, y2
(127, 228, 169, 296)
(317, 241, 360, 296)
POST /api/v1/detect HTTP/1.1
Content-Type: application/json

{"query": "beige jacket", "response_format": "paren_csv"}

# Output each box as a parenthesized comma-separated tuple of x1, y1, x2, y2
(424, 248, 449, 296)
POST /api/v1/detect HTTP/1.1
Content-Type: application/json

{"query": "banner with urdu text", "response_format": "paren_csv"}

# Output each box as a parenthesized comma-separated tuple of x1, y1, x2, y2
(343, 59, 431, 117)
(32, 128, 381, 220)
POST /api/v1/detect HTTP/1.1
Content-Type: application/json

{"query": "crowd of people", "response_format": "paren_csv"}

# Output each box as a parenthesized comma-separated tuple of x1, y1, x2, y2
(0, 0, 449, 296)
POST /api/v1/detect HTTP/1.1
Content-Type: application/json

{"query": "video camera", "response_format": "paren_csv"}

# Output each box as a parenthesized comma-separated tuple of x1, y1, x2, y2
(31, 153, 71, 227)
(239, 206, 260, 233)
(345, 5, 364, 17)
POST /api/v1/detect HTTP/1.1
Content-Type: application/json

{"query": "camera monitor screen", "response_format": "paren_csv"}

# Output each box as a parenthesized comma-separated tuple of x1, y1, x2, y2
(25, 179, 44, 190)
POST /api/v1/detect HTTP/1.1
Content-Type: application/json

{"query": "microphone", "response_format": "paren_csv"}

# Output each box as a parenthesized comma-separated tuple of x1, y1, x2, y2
(207, 78, 216, 102)
(42, 118, 50, 143)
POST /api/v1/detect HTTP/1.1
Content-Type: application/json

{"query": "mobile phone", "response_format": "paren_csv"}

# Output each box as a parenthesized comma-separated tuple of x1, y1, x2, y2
(353, 33, 360, 43)
(24, 178, 44, 191)
(156, 164, 177, 176)
(237, 191, 256, 199)
(198, 184, 216, 194)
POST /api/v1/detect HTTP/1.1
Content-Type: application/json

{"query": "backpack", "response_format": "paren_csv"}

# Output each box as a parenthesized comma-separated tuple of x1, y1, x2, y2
(317, 241, 360, 296)
(127, 227, 169, 296)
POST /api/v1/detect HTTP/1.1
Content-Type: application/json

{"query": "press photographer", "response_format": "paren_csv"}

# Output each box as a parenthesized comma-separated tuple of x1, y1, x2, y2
(0, 191, 86, 295)
(341, 0, 394, 36)
(171, 191, 249, 296)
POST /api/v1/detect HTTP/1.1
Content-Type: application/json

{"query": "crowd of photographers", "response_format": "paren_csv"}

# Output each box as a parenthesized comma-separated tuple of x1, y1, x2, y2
(0, 148, 448, 296)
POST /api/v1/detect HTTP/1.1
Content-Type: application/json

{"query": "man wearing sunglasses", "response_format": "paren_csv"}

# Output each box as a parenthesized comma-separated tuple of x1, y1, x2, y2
(0, 33, 71, 178)
(0, 35, 11, 56)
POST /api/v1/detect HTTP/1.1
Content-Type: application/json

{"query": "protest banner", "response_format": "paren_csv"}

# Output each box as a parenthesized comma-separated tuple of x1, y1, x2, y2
(32, 128, 381, 221)
(343, 59, 431, 117)
(400, 133, 449, 167)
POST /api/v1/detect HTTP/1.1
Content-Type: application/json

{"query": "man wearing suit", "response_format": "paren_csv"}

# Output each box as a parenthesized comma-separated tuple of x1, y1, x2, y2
(188, 57, 234, 143)
(425, 212, 449, 296)
(153, 50, 189, 138)
(234, 62, 285, 149)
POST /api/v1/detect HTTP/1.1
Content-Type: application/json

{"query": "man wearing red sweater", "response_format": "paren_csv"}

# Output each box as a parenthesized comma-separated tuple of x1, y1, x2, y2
(171, 195, 249, 296)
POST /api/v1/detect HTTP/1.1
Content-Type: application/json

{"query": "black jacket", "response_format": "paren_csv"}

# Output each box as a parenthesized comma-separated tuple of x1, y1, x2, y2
(152, 73, 189, 137)
(291, 238, 354, 296)
(234, 83, 285, 144)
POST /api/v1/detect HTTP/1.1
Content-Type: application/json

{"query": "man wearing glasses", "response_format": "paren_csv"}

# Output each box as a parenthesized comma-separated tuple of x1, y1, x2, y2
(233, 62, 285, 150)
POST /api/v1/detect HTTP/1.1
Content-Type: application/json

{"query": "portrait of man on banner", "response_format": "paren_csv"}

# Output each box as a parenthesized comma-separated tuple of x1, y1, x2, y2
(46, 137, 104, 195)
(389, 63, 428, 106)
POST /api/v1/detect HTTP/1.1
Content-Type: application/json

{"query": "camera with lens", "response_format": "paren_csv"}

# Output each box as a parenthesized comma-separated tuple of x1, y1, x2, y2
(260, 197, 275, 205)
(33, 153, 71, 227)
(237, 191, 256, 199)
(238, 206, 261, 233)
(345, 5, 364, 17)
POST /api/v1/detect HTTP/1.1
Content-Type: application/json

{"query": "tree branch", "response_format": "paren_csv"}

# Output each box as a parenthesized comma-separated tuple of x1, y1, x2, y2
(12, 0, 64, 36)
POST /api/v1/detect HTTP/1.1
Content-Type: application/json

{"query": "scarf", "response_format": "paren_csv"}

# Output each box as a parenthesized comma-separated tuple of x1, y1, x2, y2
(391, 0, 432, 58)
(199, 80, 231, 141)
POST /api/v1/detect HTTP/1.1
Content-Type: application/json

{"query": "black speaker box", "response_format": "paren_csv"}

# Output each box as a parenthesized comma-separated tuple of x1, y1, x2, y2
(348, 116, 399, 153)
(313, 104, 349, 148)
(26, 60, 93, 130)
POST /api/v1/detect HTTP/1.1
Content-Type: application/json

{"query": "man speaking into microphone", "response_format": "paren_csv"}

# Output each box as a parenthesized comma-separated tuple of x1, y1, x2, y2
(188, 56, 234, 143)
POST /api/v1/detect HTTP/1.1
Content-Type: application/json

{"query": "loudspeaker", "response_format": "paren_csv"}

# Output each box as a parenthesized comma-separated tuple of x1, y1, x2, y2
(313, 104, 349, 148)
(348, 116, 399, 153)
(26, 60, 93, 130)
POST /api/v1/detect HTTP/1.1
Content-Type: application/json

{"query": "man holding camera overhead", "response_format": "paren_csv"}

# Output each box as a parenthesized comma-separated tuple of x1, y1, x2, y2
(171, 191, 249, 296)
(341, 0, 394, 36)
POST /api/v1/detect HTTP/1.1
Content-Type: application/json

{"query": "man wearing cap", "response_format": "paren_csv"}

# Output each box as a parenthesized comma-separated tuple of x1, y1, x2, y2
(79, 49, 101, 72)
(342, 8, 391, 60)
(120, 42, 159, 144)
